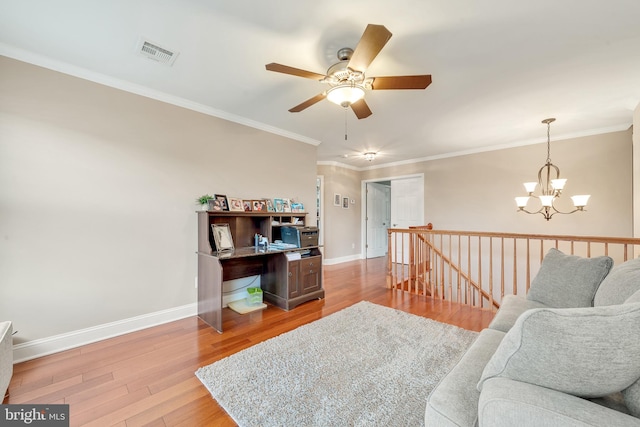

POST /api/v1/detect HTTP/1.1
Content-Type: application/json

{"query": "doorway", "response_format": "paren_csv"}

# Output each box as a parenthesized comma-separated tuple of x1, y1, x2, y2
(365, 181, 391, 258)
(362, 174, 424, 259)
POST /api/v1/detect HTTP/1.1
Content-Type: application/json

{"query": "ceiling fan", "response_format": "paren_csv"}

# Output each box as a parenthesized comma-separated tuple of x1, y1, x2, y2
(265, 24, 432, 119)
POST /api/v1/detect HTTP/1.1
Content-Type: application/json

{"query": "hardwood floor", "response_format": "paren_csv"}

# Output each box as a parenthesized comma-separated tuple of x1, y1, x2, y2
(4, 257, 495, 426)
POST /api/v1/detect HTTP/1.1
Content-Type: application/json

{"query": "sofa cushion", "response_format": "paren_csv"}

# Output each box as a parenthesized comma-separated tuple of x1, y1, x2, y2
(477, 303, 640, 398)
(479, 378, 640, 427)
(425, 328, 505, 427)
(488, 295, 549, 333)
(594, 257, 640, 306)
(623, 379, 640, 418)
(527, 248, 613, 308)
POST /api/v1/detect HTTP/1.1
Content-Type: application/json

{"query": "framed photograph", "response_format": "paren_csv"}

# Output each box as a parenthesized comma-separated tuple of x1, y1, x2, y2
(206, 198, 216, 211)
(342, 197, 349, 209)
(334, 193, 341, 206)
(209, 198, 224, 211)
(242, 200, 253, 211)
(266, 199, 275, 212)
(291, 202, 304, 212)
(228, 197, 244, 212)
(214, 194, 229, 211)
(274, 198, 284, 213)
(252, 200, 267, 212)
(282, 198, 291, 212)
(211, 223, 234, 252)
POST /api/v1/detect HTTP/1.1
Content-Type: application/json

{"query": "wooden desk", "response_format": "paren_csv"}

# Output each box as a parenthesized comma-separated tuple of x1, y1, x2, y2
(196, 212, 324, 332)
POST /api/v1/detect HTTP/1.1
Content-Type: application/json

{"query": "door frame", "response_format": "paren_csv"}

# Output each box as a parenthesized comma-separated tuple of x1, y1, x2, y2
(360, 173, 425, 259)
(317, 175, 325, 249)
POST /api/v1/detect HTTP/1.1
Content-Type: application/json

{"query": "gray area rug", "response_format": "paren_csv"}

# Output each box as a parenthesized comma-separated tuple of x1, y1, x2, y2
(195, 301, 478, 426)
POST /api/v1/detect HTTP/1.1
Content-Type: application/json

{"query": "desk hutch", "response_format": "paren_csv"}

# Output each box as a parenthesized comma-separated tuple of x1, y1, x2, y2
(196, 211, 324, 332)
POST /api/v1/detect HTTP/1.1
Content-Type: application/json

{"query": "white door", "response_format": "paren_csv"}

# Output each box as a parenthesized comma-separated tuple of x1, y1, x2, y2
(391, 177, 424, 262)
(366, 182, 390, 258)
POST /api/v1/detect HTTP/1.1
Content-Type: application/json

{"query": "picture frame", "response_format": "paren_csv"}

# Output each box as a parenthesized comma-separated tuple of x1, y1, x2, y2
(209, 198, 223, 211)
(252, 200, 267, 212)
(242, 200, 253, 212)
(206, 198, 216, 211)
(282, 198, 291, 212)
(274, 198, 284, 213)
(334, 193, 341, 206)
(228, 197, 244, 212)
(291, 202, 304, 212)
(266, 199, 275, 212)
(214, 194, 229, 211)
(342, 197, 349, 209)
(211, 223, 234, 252)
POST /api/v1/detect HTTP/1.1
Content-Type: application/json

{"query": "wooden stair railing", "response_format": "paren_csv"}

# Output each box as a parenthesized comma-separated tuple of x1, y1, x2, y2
(387, 228, 640, 311)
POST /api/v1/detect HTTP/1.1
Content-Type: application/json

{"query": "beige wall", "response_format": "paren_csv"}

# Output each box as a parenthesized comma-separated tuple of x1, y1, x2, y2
(0, 56, 318, 343)
(317, 164, 362, 262)
(323, 128, 633, 262)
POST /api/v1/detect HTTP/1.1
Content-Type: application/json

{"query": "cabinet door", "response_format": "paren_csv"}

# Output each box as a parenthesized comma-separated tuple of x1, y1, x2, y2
(300, 256, 321, 293)
(287, 261, 301, 299)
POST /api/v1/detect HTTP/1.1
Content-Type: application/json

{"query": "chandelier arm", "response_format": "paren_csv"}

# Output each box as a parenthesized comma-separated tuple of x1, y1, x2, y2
(517, 204, 585, 221)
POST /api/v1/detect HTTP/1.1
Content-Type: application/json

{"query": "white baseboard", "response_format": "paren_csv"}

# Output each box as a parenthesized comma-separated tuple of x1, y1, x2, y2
(323, 253, 363, 265)
(12, 303, 197, 363)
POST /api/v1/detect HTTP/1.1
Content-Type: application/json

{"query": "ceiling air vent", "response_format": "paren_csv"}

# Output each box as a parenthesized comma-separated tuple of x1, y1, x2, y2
(136, 37, 179, 66)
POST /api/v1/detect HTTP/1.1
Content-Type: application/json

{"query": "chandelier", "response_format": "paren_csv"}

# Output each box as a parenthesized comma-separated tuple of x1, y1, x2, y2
(515, 118, 590, 221)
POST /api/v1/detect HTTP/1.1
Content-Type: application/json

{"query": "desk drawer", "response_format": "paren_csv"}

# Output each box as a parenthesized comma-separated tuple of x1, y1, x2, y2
(300, 256, 321, 273)
(300, 233, 318, 247)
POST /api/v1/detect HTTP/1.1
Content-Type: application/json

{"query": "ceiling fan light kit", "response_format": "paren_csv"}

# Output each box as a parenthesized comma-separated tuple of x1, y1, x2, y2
(326, 84, 365, 107)
(265, 24, 431, 119)
(515, 118, 590, 221)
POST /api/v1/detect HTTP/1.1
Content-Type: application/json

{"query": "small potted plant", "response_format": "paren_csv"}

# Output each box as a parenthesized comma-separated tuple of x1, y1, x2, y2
(197, 194, 214, 211)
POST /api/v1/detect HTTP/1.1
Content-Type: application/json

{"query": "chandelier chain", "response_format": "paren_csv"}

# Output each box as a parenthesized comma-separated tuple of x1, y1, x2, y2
(546, 121, 552, 163)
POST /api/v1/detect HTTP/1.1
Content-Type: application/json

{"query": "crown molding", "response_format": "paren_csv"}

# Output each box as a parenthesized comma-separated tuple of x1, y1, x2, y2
(0, 44, 321, 147)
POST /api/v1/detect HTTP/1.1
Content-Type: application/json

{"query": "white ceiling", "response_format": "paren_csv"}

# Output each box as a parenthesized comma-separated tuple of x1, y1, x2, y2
(1, 0, 639, 168)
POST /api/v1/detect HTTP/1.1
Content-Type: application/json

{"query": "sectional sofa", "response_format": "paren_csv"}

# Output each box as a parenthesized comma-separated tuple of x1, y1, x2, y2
(426, 248, 640, 426)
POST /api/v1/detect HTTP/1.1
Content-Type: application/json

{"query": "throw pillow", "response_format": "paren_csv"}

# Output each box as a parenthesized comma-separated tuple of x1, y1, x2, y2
(527, 248, 613, 308)
(625, 288, 640, 305)
(477, 303, 640, 398)
(594, 257, 640, 306)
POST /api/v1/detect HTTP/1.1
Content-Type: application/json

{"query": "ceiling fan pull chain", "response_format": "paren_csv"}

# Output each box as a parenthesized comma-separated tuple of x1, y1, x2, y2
(345, 107, 348, 141)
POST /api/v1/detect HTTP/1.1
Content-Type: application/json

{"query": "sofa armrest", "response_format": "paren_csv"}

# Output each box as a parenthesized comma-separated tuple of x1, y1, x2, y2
(425, 329, 505, 427)
(479, 377, 640, 427)
(1, 321, 13, 400)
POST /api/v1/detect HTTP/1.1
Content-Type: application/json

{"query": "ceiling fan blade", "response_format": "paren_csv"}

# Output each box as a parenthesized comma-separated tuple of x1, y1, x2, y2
(350, 99, 373, 119)
(347, 24, 392, 73)
(265, 63, 326, 81)
(370, 75, 432, 90)
(289, 93, 327, 112)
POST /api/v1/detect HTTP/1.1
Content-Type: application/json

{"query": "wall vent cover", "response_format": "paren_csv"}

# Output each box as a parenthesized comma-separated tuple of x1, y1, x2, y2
(136, 37, 179, 66)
